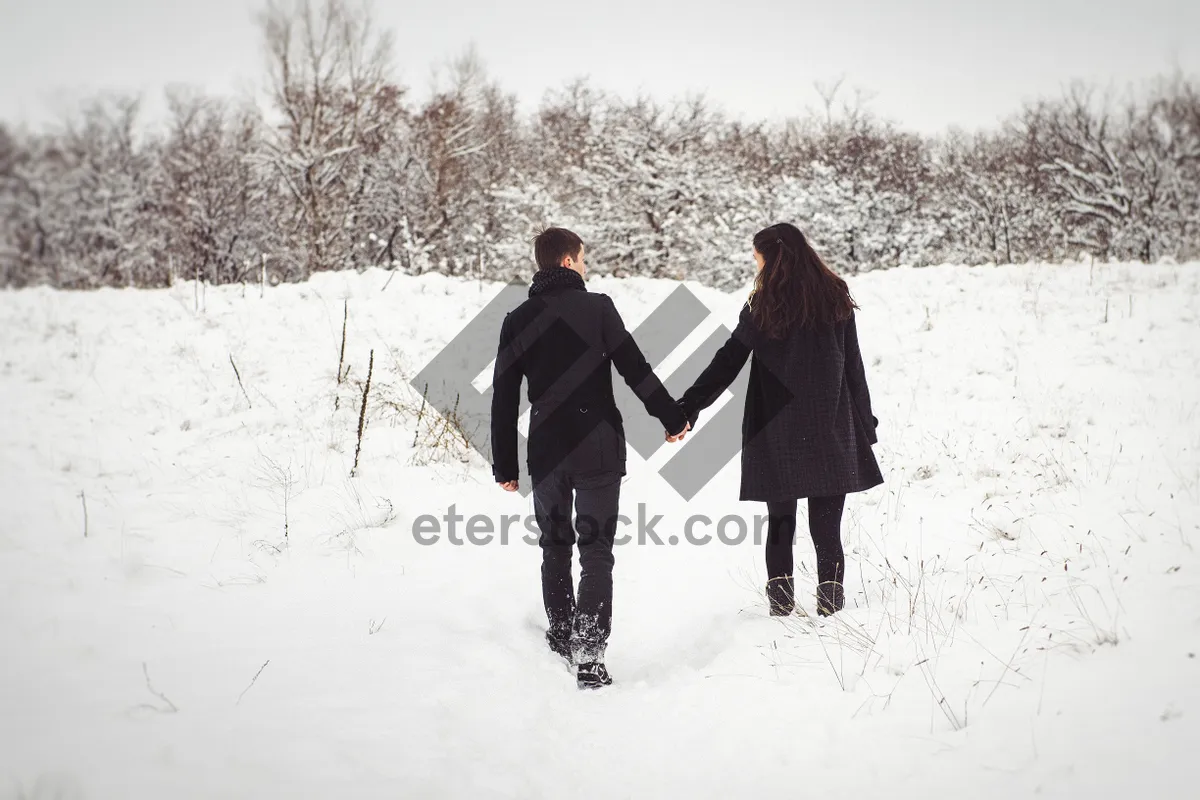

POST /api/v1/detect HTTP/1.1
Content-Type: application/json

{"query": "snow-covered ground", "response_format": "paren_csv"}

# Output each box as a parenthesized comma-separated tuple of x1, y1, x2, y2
(2, 262, 1198, 799)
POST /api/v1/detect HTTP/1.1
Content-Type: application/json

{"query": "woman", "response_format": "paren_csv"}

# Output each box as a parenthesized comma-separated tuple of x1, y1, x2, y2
(676, 223, 883, 616)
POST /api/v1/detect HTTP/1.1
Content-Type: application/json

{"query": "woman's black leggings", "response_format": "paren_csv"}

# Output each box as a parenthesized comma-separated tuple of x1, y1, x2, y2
(765, 496, 847, 587)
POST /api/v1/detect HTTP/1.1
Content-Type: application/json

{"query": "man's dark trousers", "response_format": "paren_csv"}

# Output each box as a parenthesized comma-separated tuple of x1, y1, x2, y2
(534, 467, 622, 665)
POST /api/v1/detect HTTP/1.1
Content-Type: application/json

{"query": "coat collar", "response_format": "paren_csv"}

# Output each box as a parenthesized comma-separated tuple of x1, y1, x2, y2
(528, 267, 586, 298)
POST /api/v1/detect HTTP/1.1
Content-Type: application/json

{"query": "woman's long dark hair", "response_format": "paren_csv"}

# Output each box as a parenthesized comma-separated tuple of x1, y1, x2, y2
(750, 223, 857, 339)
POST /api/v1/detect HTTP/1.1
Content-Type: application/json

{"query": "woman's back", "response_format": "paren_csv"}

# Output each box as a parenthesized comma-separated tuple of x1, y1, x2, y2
(752, 314, 847, 431)
(678, 221, 881, 502)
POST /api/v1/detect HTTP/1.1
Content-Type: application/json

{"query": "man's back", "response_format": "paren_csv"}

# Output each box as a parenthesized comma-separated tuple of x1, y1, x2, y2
(500, 286, 617, 415)
(491, 278, 685, 482)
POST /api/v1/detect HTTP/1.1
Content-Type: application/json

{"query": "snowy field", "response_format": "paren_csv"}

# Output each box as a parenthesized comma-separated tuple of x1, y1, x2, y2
(2, 262, 1199, 799)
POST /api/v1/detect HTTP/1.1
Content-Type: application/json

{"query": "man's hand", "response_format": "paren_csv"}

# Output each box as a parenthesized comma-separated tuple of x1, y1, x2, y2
(665, 422, 690, 443)
(498, 480, 519, 492)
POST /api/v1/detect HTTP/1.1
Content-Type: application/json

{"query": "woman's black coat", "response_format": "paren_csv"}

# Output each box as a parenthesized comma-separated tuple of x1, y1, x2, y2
(679, 303, 883, 502)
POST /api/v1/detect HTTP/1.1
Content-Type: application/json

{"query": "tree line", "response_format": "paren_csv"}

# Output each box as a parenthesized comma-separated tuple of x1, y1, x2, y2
(2, 0, 1198, 291)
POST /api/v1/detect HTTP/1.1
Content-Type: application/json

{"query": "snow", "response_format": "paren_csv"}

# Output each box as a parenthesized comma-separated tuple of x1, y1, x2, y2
(2, 262, 1199, 799)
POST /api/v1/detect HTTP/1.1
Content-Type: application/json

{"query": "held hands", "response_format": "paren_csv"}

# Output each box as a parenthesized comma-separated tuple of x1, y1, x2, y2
(666, 399, 695, 443)
(665, 422, 690, 443)
(498, 480, 519, 492)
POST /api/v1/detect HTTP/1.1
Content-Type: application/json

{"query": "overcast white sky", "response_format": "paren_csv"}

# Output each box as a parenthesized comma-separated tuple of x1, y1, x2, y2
(1, 0, 1197, 133)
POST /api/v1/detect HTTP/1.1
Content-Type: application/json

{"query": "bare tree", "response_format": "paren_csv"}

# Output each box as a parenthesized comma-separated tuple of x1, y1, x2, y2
(1134, 74, 1200, 259)
(933, 129, 1055, 265)
(1021, 80, 1200, 260)
(1022, 84, 1137, 258)
(256, 0, 404, 277)
(0, 125, 37, 284)
(814, 76, 846, 130)
(158, 88, 273, 284)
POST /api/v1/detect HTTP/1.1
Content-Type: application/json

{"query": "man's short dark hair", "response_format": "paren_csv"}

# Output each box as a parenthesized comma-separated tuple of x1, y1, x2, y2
(533, 227, 583, 271)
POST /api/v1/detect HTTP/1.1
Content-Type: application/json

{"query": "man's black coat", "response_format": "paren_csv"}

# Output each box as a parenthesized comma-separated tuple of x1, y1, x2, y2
(491, 269, 687, 483)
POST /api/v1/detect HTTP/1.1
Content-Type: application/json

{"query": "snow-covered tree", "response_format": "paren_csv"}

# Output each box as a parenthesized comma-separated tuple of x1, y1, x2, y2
(1, 98, 163, 288)
(1018, 81, 1200, 261)
(930, 129, 1058, 265)
(2, 58, 1198, 289)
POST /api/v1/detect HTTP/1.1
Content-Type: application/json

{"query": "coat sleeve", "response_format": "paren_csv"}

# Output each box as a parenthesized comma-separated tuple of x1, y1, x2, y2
(490, 313, 523, 482)
(678, 303, 756, 425)
(844, 313, 879, 445)
(600, 295, 688, 436)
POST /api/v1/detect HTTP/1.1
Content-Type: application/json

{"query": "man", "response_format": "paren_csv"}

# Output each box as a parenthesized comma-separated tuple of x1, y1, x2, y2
(490, 227, 690, 690)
